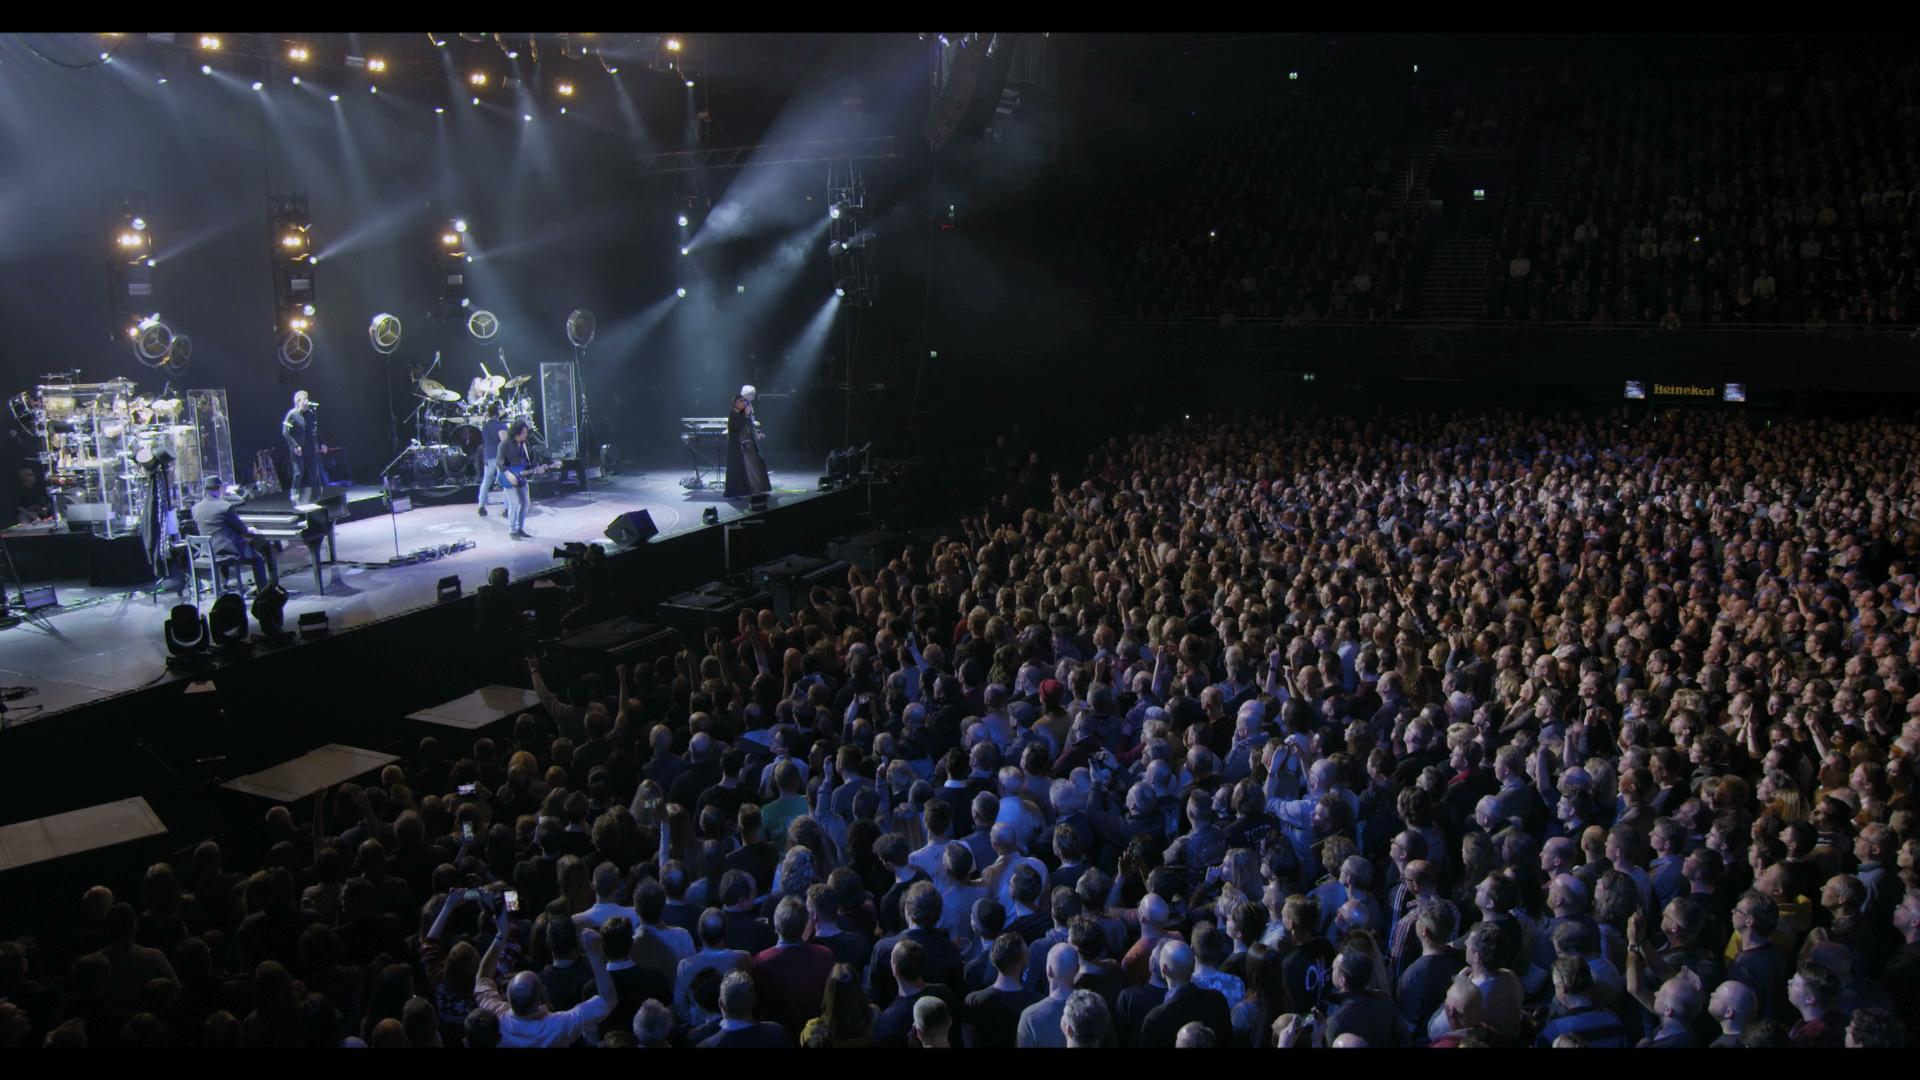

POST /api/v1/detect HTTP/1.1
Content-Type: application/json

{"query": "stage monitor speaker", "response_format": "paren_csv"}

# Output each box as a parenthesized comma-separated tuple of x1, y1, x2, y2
(604, 510, 658, 546)
(656, 582, 771, 641)
(552, 617, 681, 683)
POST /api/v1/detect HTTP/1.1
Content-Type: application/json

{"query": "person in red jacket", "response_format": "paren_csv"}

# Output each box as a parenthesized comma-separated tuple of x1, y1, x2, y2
(750, 897, 837, 1040)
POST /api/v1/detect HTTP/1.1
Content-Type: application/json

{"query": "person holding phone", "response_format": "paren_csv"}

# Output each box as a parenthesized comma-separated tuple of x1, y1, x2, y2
(472, 920, 619, 1047)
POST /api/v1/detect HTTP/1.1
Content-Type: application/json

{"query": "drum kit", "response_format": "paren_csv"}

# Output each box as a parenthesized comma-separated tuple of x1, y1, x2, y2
(12, 374, 230, 537)
(407, 364, 536, 489)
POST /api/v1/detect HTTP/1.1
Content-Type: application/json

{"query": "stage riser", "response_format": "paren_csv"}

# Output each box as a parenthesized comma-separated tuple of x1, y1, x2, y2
(0, 486, 866, 823)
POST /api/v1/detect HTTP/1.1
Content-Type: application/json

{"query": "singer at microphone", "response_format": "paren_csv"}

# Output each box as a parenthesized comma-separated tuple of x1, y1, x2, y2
(282, 388, 329, 500)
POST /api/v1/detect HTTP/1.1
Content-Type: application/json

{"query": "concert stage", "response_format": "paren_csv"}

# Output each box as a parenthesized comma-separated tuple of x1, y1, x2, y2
(0, 466, 828, 729)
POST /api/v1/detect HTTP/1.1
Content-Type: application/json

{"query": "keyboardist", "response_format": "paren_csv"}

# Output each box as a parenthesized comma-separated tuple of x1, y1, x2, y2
(190, 476, 271, 594)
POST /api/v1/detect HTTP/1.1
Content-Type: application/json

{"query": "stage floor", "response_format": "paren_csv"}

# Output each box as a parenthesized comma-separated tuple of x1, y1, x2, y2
(0, 468, 820, 727)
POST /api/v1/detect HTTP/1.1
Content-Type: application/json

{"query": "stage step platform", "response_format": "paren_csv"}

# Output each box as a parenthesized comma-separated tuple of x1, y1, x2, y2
(221, 743, 398, 802)
(0, 797, 168, 873)
(406, 685, 540, 731)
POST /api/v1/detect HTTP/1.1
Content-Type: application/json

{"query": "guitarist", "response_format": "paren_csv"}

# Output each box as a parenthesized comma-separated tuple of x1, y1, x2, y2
(496, 420, 542, 540)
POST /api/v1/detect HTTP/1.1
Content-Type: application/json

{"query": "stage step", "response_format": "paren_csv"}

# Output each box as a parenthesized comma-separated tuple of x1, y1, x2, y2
(220, 743, 398, 803)
(0, 797, 167, 873)
(405, 685, 540, 731)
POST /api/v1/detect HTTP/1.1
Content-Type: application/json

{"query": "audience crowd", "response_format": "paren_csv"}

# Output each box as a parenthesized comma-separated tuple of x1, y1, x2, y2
(5, 408, 1920, 1049)
(1486, 61, 1920, 328)
(1090, 93, 1430, 323)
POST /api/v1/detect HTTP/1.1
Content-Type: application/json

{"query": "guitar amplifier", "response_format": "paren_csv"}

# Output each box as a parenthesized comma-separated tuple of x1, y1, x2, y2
(655, 581, 771, 640)
(320, 447, 352, 485)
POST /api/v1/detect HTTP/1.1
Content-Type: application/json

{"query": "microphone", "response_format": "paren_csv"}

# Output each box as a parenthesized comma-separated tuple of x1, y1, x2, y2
(307, 401, 321, 408)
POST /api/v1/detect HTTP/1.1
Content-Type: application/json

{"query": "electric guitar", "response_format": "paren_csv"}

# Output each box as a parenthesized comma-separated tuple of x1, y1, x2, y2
(501, 459, 558, 487)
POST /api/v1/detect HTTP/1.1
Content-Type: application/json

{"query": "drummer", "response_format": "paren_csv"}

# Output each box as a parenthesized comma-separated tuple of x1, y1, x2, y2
(467, 375, 495, 416)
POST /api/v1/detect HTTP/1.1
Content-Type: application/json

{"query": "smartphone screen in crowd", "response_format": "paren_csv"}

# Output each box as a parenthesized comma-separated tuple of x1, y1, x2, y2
(503, 890, 520, 914)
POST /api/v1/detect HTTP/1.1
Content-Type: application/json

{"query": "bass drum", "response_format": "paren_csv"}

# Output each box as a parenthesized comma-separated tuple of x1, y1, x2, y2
(433, 419, 484, 456)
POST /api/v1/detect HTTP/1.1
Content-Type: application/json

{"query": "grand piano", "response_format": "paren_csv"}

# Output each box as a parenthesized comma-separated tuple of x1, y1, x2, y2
(233, 492, 347, 595)
(679, 416, 761, 489)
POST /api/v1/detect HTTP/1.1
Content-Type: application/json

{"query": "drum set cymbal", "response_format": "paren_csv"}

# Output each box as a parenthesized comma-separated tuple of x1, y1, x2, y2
(418, 377, 462, 403)
(502, 373, 531, 390)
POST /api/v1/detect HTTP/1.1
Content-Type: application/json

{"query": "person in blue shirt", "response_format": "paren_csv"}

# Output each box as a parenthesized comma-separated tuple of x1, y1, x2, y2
(1532, 956, 1631, 1047)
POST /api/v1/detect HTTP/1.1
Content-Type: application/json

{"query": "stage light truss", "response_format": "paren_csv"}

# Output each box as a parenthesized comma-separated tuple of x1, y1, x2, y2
(105, 194, 156, 343)
(828, 161, 875, 308)
(431, 216, 472, 322)
(269, 194, 317, 338)
(635, 136, 897, 175)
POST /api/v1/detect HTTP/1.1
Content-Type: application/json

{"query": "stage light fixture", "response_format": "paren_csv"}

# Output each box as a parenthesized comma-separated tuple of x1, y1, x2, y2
(441, 232, 459, 246)
(301, 303, 315, 316)
(209, 593, 249, 648)
(736, 285, 745, 294)
(198, 35, 222, 50)
(677, 213, 689, 227)
(559, 107, 567, 114)
(454, 219, 468, 233)
(471, 96, 480, 106)
(680, 246, 689, 256)
(523, 113, 532, 122)
(835, 286, 846, 297)
(685, 79, 695, 87)
(666, 38, 682, 52)
(469, 71, 488, 87)
(329, 93, 340, 102)
(164, 603, 210, 661)
(131, 217, 147, 231)
(282, 233, 303, 249)
(157, 77, 168, 84)
(145, 258, 157, 268)
(369, 85, 378, 94)
(460, 297, 471, 308)
(435, 106, 446, 114)
(367, 57, 388, 73)
(676, 287, 687, 298)
(252, 584, 291, 642)
(291, 76, 301, 85)
(201, 63, 212, 75)
(251, 81, 264, 91)
(307, 255, 317, 264)
(556, 81, 574, 96)
(117, 232, 142, 248)
(287, 45, 309, 62)
(829, 204, 842, 220)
